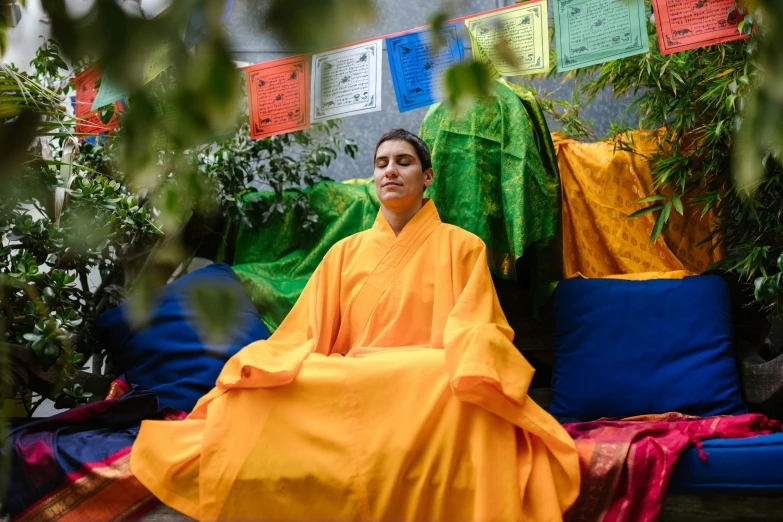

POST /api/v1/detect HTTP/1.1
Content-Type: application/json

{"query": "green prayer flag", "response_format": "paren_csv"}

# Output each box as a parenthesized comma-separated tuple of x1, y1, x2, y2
(554, 0, 649, 72)
(91, 72, 130, 111)
(91, 43, 172, 110)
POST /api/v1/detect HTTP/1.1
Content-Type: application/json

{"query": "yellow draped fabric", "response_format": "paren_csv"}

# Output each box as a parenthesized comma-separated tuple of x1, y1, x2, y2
(555, 131, 724, 279)
(131, 201, 580, 521)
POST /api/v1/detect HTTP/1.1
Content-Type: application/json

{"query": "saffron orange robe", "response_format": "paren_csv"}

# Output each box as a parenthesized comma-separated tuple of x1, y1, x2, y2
(130, 201, 580, 521)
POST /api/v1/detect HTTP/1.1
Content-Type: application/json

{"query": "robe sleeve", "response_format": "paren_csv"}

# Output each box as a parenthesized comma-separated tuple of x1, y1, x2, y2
(190, 247, 343, 417)
(443, 240, 534, 406)
(443, 240, 580, 515)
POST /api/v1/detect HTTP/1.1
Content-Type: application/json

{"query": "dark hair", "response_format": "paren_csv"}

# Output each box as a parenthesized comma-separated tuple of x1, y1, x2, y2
(374, 129, 432, 172)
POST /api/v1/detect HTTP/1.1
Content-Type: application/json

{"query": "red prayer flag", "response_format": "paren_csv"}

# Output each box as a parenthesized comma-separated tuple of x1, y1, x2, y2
(72, 66, 125, 139)
(244, 55, 310, 140)
(652, 0, 749, 56)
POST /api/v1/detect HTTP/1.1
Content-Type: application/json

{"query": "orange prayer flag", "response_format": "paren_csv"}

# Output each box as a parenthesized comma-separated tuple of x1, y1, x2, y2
(652, 0, 749, 55)
(244, 55, 310, 140)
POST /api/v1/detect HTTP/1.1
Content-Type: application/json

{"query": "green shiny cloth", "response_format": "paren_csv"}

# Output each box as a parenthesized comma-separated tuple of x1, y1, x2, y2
(232, 180, 379, 331)
(419, 79, 562, 311)
(233, 79, 561, 330)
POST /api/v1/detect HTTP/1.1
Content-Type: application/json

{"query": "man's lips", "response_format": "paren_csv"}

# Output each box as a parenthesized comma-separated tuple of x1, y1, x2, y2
(383, 182, 403, 187)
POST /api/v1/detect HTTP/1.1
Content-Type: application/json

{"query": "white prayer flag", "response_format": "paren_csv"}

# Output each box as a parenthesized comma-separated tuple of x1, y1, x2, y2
(310, 39, 383, 123)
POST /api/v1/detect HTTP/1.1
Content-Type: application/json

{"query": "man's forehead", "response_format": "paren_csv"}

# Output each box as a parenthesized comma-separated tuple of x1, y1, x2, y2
(377, 140, 417, 154)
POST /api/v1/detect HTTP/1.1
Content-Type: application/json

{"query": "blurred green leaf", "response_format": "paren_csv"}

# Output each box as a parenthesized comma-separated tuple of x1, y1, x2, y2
(189, 280, 240, 346)
(492, 37, 521, 70)
(429, 12, 449, 53)
(0, 111, 41, 188)
(442, 60, 493, 114)
(265, 0, 374, 52)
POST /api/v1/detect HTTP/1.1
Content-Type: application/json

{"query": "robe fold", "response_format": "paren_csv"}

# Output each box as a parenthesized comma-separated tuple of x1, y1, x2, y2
(130, 201, 580, 521)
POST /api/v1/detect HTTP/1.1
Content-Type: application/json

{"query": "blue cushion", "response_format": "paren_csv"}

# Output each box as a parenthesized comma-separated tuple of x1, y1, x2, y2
(96, 263, 270, 412)
(550, 275, 746, 422)
(670, 432, 783, 493)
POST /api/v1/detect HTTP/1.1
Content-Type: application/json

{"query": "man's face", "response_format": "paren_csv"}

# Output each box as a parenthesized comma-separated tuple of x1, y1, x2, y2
(373, 140, 433, 211)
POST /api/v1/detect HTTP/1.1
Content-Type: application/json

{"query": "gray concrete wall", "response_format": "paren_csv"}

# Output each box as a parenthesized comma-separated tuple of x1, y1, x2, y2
(226, 0, 638, 182)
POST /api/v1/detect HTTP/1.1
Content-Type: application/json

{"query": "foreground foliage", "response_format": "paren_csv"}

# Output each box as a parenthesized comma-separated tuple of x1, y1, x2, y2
(0, 41, 356, 415)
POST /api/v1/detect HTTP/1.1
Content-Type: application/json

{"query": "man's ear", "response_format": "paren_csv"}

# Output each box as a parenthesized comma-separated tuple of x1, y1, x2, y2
(423, 168, 434, 187)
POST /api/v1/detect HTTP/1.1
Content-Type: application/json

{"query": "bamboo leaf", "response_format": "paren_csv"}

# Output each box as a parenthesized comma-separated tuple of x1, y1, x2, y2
(627, 203, 664, 220)
(662, 200, 672, 223)
(709, 69, 735, 80)
(671, 193, 684, 215)
(726, 94, 737, 112)
(650, 201, 672, 242)
(636, 194, 667, 204)
(728, 80, 738, 94)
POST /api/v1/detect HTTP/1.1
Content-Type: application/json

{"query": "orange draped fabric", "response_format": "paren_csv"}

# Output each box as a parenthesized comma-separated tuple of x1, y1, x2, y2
(131, 201, 580, 521)
(555, 131, 724, 279)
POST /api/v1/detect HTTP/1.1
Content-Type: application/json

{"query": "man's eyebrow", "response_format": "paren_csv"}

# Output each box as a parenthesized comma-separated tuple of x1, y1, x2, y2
(375, 153, 415, 162)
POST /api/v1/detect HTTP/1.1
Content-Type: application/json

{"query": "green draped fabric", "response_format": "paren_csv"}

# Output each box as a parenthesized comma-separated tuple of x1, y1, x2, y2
(419, 79, 562, 311)
(232, 180, 380, 331)
(233, 79, 561, 330)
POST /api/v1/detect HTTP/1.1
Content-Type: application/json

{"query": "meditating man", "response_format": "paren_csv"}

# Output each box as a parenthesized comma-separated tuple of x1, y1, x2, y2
(131, 129, 580, 521)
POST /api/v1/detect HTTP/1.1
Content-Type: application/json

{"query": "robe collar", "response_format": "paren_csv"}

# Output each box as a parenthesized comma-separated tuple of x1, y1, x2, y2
(372, 199, 440, 250)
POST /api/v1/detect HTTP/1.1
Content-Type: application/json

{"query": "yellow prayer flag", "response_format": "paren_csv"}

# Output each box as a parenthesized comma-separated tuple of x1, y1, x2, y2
(142, 43, 171, 84)
(465, 0, 550, 77)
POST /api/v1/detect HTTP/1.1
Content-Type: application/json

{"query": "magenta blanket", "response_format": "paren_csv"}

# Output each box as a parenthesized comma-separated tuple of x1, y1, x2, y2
(563, 412, 781, 522)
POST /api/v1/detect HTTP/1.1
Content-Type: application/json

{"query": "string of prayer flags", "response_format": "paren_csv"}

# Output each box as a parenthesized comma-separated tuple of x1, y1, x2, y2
(310, 40, 383, 123)
(184, 0, 235, 49)
(554, 0, 648, 72)
(386, 23, 465, 112)
(163, 0, 760, 144)
(652, 0, 748, 55)
(245, 55, 310, 140)
(91, 43, 172, 110)
(465, 0, 550, 77)
(73, 66, 125, 139)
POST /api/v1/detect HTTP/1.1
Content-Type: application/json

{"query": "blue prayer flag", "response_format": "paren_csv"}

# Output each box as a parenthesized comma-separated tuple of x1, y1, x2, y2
(386, 23, 465, 113)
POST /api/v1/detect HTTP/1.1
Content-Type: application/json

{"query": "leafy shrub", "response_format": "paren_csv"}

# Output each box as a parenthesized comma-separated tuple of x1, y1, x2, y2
(538, 1, 782, 318)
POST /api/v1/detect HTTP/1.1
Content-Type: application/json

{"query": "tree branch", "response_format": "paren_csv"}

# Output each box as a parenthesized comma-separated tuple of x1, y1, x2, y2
(0, 343, 115, 409)
(78, 267, 90, 295)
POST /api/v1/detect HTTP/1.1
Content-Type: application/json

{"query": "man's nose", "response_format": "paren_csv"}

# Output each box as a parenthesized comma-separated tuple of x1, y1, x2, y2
(385, 167, 399, 177)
